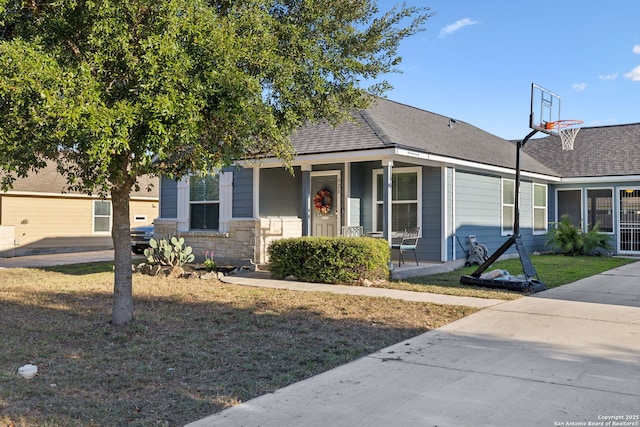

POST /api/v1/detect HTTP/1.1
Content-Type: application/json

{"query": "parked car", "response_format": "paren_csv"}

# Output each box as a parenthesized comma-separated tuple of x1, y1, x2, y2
(130, 224, 154, 254)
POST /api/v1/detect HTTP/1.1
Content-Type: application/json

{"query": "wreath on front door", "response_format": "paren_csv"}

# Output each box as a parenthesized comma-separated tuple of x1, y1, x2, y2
(313, 189, 332, 215)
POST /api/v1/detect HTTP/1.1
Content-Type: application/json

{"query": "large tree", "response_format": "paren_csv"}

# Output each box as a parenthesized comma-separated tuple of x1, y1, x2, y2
(0, 0, 432, 325)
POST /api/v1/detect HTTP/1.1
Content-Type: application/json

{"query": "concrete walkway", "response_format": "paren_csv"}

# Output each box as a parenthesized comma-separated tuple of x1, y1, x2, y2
(188, 261, 640, 427)
(220, 271, 504, 309)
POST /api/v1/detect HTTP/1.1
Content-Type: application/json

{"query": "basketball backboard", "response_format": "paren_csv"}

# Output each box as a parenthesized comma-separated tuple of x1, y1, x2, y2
(530, 83, 561, 135)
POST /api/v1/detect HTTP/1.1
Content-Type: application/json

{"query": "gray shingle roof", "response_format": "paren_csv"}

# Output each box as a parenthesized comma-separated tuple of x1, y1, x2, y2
(290, 98, 559, 176)
(522, 123, 640, 178)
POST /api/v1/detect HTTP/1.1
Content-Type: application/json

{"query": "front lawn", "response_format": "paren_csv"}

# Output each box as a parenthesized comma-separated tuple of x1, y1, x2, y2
(375, 255, 637, 299)
(0, 267, 475, 427)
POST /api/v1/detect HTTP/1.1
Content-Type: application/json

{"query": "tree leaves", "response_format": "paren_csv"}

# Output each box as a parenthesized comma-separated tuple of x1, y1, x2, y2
(0, 0, 432, 323)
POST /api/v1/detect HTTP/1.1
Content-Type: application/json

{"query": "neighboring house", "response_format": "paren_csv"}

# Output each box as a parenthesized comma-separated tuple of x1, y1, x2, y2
(155, 98, 572, 270)
(0, 161, 159, 257)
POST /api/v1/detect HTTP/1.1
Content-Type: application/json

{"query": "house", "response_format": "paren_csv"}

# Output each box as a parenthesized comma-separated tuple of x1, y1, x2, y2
(155, 98, 580, 273)
(523, 123, 640, 255)
(0, 161, 159, 257)
(155, 98, 640, 275)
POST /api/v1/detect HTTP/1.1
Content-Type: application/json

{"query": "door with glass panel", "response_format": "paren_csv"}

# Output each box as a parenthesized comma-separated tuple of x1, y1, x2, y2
(311, 173, 339, 237)
(619, 189, 640, 253)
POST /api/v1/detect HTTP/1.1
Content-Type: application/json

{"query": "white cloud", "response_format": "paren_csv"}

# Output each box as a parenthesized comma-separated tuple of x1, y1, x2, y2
(624, 65, 640, 81)
(439, 18, 479, 38)
(633, 44, 640, 54)
(572, 83, 587, 91)
(599, 72, 618, 80)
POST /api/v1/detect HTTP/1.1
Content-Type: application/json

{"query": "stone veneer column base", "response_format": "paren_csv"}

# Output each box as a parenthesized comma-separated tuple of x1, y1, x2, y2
(153, 217, 302, 267)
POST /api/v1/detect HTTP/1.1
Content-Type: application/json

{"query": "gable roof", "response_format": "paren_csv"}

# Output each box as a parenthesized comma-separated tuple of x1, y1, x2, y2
(4, 160, 159, 199)
(290, 98, 559, 176)
(522, 123, 640, 178)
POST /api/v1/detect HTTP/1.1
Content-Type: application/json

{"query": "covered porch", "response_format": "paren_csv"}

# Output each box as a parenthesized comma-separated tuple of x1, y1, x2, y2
(254, 152, 450, 268)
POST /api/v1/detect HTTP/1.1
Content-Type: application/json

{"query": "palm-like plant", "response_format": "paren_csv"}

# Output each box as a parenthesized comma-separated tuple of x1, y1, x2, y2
(546, 215, 612, 256)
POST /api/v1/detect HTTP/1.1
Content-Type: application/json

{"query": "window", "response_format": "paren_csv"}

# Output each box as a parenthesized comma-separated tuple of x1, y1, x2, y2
(190, 174, 219, 230)
(502, 179, 515, 234)
(374, 169, 420, 234)
(557, 189, 581, 226)
(587, 189, 613, 232)
(93, 200, 111, 233)
(533, 183, 548, 233)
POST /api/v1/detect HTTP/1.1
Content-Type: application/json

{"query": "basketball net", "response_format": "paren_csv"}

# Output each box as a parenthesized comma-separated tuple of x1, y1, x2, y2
(559, 127, 580, 151)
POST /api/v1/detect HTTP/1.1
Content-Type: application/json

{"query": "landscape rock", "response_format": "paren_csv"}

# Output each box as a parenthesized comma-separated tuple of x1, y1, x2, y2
(357, 277, 372, 287)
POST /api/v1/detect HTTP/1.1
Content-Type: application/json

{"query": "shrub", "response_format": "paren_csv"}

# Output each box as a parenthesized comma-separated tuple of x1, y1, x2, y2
(545, 215, 612, 256)
(268, 237, 390, 284)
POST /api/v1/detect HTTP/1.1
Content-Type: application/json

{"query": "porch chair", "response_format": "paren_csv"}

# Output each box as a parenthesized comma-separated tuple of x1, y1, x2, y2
(341, 225, 364, 237)
(391, 227, 420, 267)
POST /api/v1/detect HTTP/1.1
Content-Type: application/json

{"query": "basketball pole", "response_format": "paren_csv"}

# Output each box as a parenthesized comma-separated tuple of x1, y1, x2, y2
(460, 128, 546, 293)
(513, 129, 538, 236)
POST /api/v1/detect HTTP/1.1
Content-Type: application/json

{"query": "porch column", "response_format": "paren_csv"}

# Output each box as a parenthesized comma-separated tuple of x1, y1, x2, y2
(218, 171, 233, 233)
(382, 160, 393, 244)
(252, 165, 260, 218)
(176, 177, 190, 233)
(301, 164, 312, 236)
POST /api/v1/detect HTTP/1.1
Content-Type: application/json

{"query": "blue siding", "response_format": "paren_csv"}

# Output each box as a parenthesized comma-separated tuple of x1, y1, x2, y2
(352, 162, 376, 234)
(455, 171, 501, 259)
(454, 170, 549, 259)
(350, 162, 375, 233)
(232, 168, 253, 218)
(421, 166, 441, 261)
(259, 167, 301, 216)
(160, 176, 178, 218)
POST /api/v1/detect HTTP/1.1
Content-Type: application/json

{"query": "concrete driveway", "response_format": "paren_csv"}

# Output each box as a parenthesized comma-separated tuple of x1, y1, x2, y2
(0, 250, 115, 268)
(188, 261, 640, 427)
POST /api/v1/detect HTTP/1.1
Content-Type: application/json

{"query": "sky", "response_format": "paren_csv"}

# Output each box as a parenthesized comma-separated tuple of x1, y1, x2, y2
(376, 1, 640, 140)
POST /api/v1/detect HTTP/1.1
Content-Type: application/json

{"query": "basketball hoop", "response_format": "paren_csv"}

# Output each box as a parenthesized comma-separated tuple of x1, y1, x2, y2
(544, 119, 583, 150)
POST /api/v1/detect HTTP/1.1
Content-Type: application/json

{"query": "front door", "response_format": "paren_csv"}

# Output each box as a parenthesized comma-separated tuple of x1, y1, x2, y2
(311, 172, 340, 237)
(619, 188, 640, 253)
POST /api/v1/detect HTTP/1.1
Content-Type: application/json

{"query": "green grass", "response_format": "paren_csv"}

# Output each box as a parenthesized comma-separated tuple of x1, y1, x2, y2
(0, 267, 476, 427)
(373, 255, 638, 300)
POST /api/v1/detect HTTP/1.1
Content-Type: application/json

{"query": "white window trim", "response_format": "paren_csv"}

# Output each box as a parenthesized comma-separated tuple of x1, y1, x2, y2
(532, 183, 548, 235)
(176, 171, 233, 233)
(372, 166, 422, 238)
(218, 172, 233, 232)
(586, 186, 615, 234)
(92, 200, 112, 234)
(501, 178, 515, 236)
(176, 177, 190, 232)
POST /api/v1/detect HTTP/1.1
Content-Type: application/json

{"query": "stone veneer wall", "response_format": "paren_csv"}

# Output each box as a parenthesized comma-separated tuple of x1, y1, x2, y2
(153, 217, 302, 267)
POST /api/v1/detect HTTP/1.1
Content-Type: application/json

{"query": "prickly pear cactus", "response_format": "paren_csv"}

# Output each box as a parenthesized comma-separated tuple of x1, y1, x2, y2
(141, 236, 196, 268)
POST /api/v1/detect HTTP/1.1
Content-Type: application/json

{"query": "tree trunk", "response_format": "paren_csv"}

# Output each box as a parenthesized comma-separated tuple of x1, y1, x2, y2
(111, 185, 134, 325)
